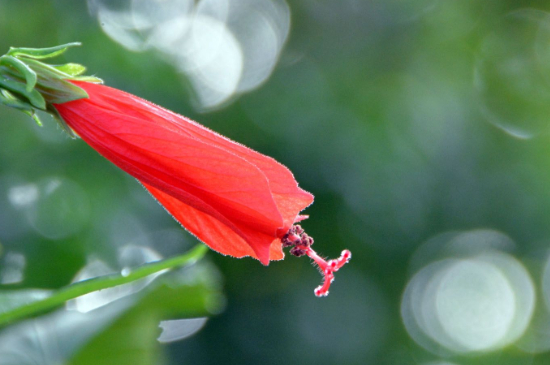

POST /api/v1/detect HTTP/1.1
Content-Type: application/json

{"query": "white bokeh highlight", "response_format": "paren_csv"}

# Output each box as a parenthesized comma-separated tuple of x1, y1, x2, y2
(474, 9, 550, 139)
(402, 230, 535, 355)
(434, 260, 515, 351)
(88, 0, 290, 109)
(7, 177, 90, 240)
(157, 317, 208, 343)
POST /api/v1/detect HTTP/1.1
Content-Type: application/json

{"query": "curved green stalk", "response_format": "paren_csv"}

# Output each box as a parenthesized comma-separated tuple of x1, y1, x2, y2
(0, 244, 208, 327)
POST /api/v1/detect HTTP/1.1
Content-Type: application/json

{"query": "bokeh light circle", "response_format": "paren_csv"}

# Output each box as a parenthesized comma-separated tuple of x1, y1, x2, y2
(475, 9, 550, 139)
(402, 242, 534, 355)
(8, 177, 90, 240)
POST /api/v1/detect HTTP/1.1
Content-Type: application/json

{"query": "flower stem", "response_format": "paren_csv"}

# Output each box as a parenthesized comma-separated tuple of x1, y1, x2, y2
(0, 244, 208, 327)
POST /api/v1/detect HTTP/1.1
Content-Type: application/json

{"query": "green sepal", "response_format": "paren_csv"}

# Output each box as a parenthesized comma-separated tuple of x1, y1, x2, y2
(23, 59, 103, 98)
(0, 89, 34, 111)
(31, 68, 90, 103)
(54, 63, 86, 76)
(0, 89, 43, 126)
(72, 75, 103, 84)
(0, 75, 46, 109)
(0, 60, 85, 106)
(23, 58, 74, 79)
(23, 109, 43, 126)
(0, 42, 100, 137)
(35, 79, 89, 104)
(47, 104, 78, 139)
(7, 42, 81, 59)
(0, 55, 37, 92)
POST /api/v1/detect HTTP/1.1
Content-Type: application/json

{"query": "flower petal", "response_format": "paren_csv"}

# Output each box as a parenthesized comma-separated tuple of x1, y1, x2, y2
(55, 102, 285, 235)
(69, 81, 314, 230)
(54, 81, 314, 264)
(143, 182, 283, 265)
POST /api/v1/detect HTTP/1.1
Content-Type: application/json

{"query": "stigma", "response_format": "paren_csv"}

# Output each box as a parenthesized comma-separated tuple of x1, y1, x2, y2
(281, 225, 352, 297)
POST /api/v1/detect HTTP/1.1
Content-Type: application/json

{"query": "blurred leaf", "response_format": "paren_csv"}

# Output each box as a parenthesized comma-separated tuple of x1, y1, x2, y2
(0, 299, 135, 365)
(69, 262, 224, 365)
(69, 304, 164, 365)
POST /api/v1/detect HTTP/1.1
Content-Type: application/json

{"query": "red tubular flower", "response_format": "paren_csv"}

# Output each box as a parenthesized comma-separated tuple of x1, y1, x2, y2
(54, 81, 313, 265)
(0, 43, 351, 296)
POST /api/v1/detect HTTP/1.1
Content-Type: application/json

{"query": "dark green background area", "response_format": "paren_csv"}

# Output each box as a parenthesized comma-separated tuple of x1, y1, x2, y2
(3, 0, 550, 364)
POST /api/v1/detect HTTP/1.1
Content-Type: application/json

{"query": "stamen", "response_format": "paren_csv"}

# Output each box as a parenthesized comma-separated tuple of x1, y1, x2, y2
(281, 225, 351, 297)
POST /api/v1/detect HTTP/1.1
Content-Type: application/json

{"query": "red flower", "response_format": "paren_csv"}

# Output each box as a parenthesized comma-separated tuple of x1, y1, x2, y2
(54, 81, 313, 265)
(1, 43, 351, 296)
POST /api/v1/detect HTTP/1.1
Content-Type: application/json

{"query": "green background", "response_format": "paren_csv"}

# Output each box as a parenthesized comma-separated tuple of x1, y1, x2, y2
(2, 0, 550, 364)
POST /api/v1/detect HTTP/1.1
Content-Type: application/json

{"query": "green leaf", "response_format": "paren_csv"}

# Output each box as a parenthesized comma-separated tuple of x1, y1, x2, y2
(0, 294, 137, 364)
(0, 55, 37, 92)
(70, 307, 163, 365)
(69, 262, 223, 365)
(7, 42, 82, 59)
(0, 244, 208, 327)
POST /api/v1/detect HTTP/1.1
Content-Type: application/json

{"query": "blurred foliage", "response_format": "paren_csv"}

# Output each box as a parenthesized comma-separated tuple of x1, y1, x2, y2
(3, 0, 550, 364)
(0, 244, 209, 326)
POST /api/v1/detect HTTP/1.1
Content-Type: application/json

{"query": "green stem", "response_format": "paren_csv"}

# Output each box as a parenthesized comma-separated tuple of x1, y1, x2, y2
(0, 244, 208, 327)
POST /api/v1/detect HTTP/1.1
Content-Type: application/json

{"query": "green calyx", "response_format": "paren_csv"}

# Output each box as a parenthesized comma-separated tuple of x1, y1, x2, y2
(0, 42, 102, 138)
